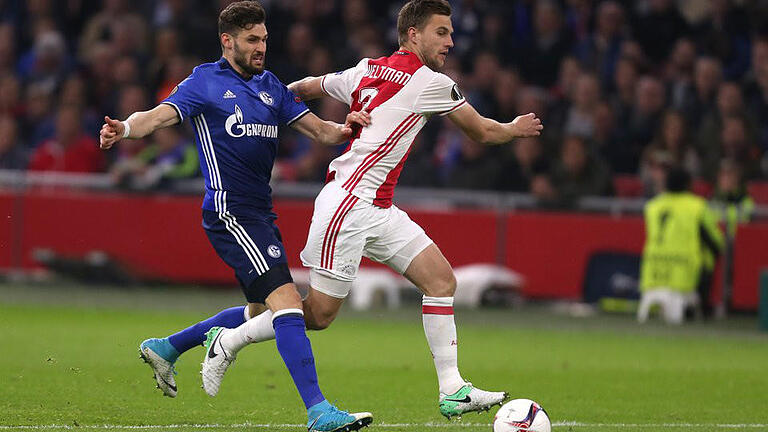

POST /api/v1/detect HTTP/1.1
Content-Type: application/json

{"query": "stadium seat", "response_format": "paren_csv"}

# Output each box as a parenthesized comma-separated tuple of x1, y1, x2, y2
(691, 179, 713, 198)
(747, 181, 768, 204)
(612, 175, 644, 197)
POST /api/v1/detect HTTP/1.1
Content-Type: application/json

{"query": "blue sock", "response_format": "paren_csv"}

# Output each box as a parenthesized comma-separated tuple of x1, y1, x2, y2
(167, 306, 247, 355)
(273, 313, 325, 409)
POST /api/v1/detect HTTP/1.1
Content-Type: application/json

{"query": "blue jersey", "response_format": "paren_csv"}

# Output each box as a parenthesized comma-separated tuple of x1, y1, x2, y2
(163, 58, 309, 212)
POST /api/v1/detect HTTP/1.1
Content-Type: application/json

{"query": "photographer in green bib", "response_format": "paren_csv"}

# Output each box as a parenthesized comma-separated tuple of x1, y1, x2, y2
(638, 168, 724, 324)
(711, 159, 755, 236)
(709, 159, 755, 317)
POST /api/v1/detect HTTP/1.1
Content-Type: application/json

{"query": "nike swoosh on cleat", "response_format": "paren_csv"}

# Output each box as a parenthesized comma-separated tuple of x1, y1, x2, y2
(307, 417, 320, 431)
(444, 396, 472, 403)
(207, 333, 222, 359)
(158, 375, 177, 392)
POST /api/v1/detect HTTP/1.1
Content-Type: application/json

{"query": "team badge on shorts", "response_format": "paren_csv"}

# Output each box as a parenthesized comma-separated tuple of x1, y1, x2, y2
(267, 244, 281, 258)
(259, 91, 274, 106)
(340, 263, 356, 277)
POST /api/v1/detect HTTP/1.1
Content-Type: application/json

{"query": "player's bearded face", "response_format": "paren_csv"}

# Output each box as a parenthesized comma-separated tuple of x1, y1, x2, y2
(232, 24, 267, 75)
(419, 15, 454, 70)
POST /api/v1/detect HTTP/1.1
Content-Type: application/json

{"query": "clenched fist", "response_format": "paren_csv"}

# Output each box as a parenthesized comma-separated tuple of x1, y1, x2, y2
(511, 113, 543, 137)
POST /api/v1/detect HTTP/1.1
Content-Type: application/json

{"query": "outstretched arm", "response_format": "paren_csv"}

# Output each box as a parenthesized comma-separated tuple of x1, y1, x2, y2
(446, 103, 542, 145)
(290, 110, 371, 146)
(288, 76, 325, 102)
(99, 104, 180, 149)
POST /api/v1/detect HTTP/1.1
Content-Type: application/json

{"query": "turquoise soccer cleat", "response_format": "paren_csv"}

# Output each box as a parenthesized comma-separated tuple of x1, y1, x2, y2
(307, 403, 373, 432)
(139, 338, 179, 397)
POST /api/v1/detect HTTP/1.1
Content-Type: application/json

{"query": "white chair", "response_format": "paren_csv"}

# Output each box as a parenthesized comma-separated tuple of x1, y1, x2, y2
(290, 267, 405, 310)
(453, 264, 525, 308)
(348, 268, 406, 310)
(637, 288, 700, 324)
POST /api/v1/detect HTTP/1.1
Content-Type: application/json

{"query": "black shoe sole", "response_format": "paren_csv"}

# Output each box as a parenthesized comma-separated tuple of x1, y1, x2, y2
(326, 416, 373, 432)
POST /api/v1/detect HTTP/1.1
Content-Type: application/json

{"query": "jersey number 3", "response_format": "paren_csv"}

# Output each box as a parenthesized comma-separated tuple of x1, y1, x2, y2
(358, 88, 379, 111)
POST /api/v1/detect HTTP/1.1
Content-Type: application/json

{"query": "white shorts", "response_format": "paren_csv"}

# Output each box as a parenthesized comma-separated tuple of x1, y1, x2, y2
(300, 182, 433, 298)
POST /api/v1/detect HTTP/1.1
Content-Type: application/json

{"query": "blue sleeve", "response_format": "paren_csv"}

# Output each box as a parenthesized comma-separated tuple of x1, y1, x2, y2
(276, 79, 310, 126)
(162, 67, 208, 123)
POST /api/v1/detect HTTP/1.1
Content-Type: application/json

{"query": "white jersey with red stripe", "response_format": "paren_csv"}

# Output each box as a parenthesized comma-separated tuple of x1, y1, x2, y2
(321, 50, 466, 208)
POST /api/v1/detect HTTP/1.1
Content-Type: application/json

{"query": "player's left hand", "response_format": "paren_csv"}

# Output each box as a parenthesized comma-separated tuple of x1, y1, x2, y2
(100, 116, 125, 149)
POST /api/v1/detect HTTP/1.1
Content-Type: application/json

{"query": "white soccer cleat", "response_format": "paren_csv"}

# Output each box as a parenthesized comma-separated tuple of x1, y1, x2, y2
(439, 382, 509, 419)
(200, 326, 236, 397)
(138, 338, 178, 398)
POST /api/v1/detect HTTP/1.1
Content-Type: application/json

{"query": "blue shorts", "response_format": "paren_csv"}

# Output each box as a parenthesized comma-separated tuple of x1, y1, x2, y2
(202, 209, 293, 303)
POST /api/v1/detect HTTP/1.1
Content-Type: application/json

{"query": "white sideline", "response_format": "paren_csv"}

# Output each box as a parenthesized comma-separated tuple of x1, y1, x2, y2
(2, 423, 768, 430)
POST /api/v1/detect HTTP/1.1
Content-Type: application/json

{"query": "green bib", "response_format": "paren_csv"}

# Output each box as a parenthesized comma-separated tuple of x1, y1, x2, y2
(640, 192, 723, 293)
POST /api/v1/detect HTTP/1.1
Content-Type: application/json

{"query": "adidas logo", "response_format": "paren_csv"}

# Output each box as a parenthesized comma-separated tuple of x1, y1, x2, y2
(223, 90, 236, 99)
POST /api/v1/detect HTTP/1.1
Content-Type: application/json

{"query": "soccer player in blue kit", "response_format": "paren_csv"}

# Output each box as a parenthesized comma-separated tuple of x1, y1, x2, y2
(98, 2, 373, 431)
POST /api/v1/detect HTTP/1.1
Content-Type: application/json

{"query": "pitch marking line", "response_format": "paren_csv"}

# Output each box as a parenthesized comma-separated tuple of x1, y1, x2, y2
(2, 423, 768, 430)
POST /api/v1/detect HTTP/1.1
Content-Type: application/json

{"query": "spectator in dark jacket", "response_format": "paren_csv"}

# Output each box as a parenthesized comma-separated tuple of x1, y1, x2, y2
(551, 135, 613, 205)
(0, 115, 27, 169)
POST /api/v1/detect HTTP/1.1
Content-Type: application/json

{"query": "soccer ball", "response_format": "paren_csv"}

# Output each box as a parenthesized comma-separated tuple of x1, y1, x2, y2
(493, 399, 551, 432)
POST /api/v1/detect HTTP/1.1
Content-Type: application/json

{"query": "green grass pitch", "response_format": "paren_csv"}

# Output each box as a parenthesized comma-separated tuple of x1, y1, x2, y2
(1, 283, 767, 432)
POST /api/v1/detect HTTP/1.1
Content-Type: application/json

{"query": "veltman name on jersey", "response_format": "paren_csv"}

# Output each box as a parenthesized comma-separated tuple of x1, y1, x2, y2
(364, 64, 412, 86)
(225, 104, 278, 139)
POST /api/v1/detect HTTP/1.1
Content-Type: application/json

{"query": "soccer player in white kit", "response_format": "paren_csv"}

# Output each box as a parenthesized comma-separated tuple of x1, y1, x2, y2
(202, 0, 543, 420)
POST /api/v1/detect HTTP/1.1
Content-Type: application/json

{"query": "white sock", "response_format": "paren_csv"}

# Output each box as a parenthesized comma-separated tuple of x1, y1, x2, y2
(221, 309, 275, 354)
(422, 295, 465, 395)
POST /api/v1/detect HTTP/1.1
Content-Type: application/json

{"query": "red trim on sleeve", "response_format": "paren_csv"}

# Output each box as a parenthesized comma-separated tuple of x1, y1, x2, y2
(440, 100, 467, 116)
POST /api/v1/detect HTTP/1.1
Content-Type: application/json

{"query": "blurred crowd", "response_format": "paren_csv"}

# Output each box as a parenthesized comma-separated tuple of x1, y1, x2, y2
(1, 0, 768, 206)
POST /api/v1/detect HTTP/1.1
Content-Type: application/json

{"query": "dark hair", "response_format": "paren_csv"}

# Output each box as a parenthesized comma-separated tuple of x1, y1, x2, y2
(218, 1, 266, 36)
(397, 0, 452, 46)
(666, 167, 691, 192)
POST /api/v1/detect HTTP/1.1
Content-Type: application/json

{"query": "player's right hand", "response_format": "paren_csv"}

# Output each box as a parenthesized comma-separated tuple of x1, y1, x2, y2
(511, 113, 543, 137)
(99, 116, 125, 149)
